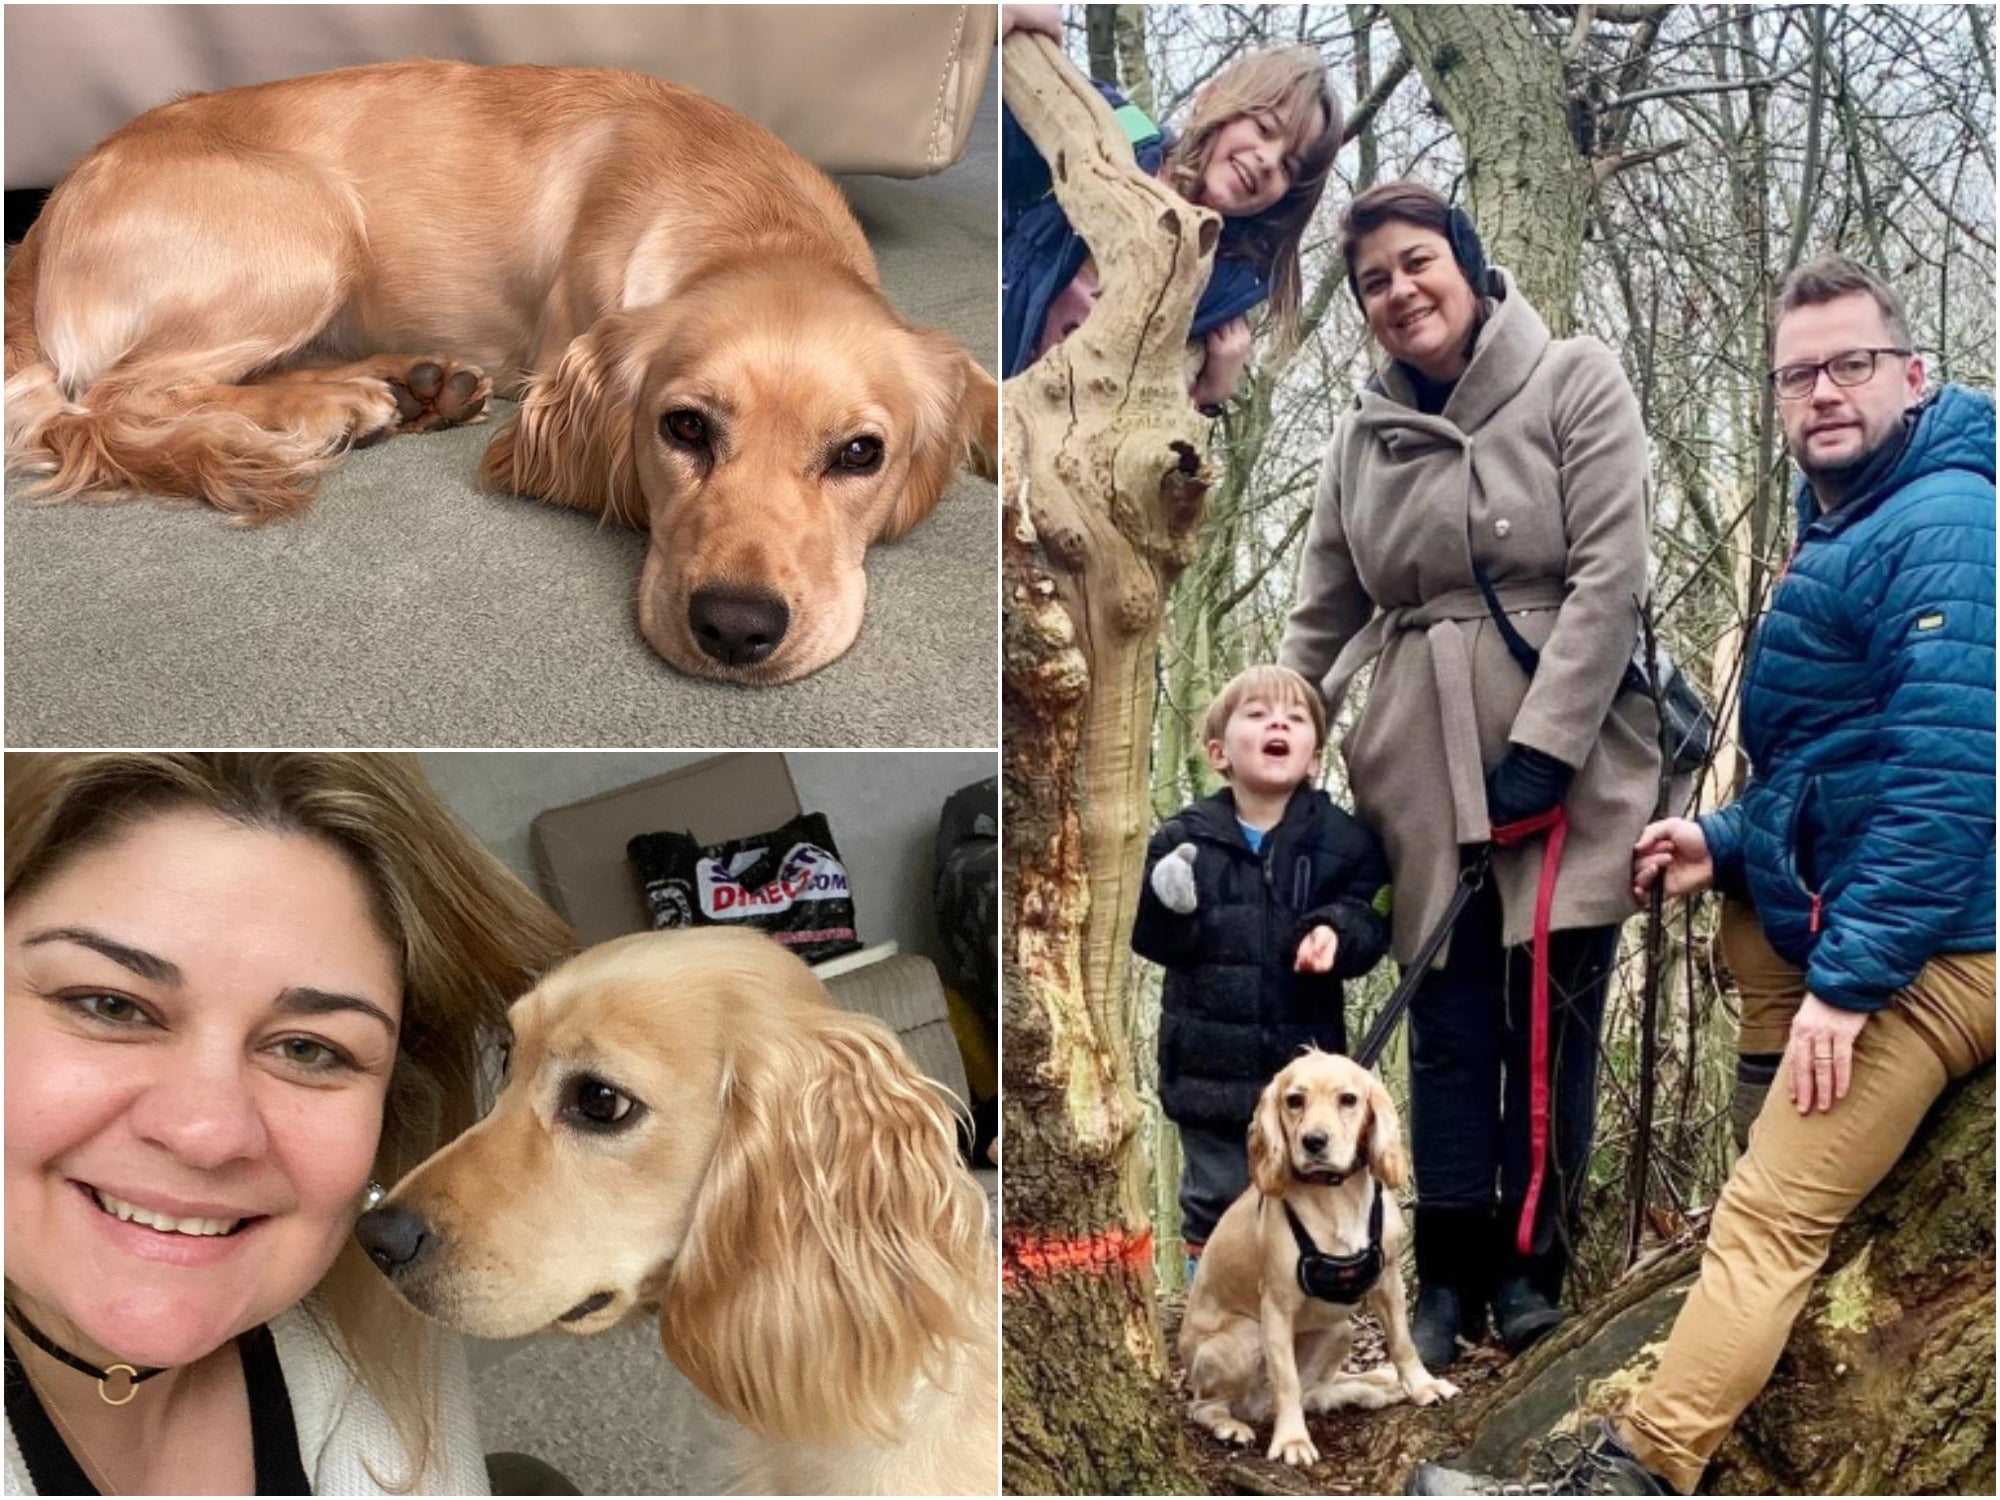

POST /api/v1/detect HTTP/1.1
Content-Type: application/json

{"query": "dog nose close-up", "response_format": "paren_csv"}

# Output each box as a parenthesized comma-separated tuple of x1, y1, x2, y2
(356, 1202, 436, 1277)
(688, 586, 790, 667)
(1301, 1130, 1329, 1156)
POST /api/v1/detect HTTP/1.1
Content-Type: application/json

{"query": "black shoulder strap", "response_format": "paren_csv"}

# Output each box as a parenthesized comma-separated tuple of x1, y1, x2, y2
(239, 1324, 311, 1496)
(1471, 555, 1542, 679)
(4, 1332, 99, 1495)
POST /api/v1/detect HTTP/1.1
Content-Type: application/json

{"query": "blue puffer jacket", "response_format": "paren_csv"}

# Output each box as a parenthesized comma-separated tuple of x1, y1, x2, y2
(1002, 83, 1269, 378)
(1701, 384, 1996, 1011)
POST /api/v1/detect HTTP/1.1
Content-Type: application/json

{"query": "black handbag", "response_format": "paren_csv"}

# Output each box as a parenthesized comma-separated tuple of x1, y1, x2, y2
(1471, 559, 1715, 777)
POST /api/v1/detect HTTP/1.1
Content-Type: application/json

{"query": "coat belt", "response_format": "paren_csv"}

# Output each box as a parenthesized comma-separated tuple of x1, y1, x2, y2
(1316, 579, 1569, 845)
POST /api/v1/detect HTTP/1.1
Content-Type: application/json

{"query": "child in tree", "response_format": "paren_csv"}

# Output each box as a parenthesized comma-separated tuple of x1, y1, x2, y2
(1002, 5, 1343, 409)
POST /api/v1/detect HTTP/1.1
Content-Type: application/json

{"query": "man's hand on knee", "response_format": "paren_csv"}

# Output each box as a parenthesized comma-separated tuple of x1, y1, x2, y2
(1787, 995, 1869, 1113)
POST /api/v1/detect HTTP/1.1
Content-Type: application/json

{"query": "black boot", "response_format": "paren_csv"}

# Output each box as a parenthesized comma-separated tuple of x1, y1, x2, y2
(1408, 1418, 1671, 1494)
(1411, 1206, 1488, 1371)
(1411, 1283, 1465, 1372)
(1489, 1273, 1565, 1356)
(1490, 1212, 1567, 1356)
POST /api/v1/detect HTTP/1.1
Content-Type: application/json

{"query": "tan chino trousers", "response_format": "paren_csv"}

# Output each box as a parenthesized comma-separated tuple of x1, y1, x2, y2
(1618, 908, 1995, 1494)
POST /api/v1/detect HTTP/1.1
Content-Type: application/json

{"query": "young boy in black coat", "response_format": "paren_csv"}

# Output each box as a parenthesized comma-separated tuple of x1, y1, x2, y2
(1133, 664, 1393, 1267)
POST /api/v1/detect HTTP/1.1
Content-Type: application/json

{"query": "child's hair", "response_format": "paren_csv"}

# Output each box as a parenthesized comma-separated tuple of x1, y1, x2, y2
(1162, 46, 1343, 354)
(1201, 664, 1328, 755)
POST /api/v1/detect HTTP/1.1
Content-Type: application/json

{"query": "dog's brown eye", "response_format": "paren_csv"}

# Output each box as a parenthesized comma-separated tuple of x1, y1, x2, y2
(561, 1074, 642, 1131)
(662, 409, 709, 448)
(1284, 1092, 1306, 1111)
(833, 435, 883, 474)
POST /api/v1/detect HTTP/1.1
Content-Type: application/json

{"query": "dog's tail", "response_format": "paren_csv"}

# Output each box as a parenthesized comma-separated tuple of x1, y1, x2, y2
(4, 224, 71, 462)
(12, 387, 342, 522)
(5, 235, 341, 523)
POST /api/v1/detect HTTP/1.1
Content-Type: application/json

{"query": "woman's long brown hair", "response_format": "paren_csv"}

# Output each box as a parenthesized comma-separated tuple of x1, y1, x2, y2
(1163, 46, 1344, 354)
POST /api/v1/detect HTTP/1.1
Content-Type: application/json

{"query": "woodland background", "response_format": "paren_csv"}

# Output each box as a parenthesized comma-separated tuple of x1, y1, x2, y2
(1000, 5, 1994, 1493)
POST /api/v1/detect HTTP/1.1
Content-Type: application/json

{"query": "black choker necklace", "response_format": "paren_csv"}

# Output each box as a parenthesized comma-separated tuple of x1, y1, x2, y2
(5, 1303, 163, 1406)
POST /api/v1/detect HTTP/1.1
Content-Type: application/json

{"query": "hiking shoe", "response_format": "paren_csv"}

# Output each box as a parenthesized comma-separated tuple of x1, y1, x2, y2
(1407, 1420, 1671, 1495)
(1491, 1273, 1566, 1356)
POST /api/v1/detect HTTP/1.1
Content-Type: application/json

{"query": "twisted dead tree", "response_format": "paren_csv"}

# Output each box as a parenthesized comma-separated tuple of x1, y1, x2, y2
(998, 29, 1220, 1496)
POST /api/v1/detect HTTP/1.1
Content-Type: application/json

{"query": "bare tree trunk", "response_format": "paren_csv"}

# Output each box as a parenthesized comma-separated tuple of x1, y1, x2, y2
(999, 30, 1218, 1495)
(1115, 5, 1155, 117)
(1085, 6, 1119, 94)
(1386, 4, 1591, 328)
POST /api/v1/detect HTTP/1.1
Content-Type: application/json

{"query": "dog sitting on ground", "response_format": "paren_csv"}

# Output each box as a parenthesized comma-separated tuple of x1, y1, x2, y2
(4, 61, 997, 683)
(1179, 1049, 1457, 1467)
(355, 928, 996, 1495)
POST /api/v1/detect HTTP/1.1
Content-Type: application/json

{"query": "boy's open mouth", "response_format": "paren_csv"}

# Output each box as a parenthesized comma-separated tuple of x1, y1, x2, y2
(1262, 735, 1292, 757)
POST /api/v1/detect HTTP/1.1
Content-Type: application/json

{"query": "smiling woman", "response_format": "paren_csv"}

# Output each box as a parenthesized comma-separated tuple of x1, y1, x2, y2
(1281, 180, 1662, 1375)
(3, 753, 575, 1495)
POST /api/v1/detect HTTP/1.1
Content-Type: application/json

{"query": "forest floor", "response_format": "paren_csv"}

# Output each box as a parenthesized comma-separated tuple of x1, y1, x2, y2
(1160, 1295, 1515, 1496)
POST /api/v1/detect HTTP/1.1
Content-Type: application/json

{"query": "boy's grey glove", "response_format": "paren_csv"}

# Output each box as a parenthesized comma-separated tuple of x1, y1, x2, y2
(1151, 843, 1199, 913)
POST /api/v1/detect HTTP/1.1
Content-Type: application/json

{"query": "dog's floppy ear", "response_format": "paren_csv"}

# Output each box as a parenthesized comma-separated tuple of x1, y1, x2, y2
(660, 1003, 984, 1443)
(1364, 1068, 1409, 1194)
(1248, 1074, 1291, 1197)
(882, 328, 998, 542)
(478, 309, 653, 529)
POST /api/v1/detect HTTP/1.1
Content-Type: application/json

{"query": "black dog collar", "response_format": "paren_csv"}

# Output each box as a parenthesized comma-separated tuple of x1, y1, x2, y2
(1283, 1180, 1385, 1306)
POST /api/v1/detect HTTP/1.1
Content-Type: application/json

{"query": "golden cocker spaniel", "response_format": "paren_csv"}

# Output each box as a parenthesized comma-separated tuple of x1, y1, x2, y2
(4, 62, 997, 683)
(1179, 1050, 1457, 1467)
(357, 928, 996, 1495)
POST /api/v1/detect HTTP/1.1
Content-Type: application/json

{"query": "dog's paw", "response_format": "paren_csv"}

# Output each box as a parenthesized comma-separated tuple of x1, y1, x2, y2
(1211, 1418, 1255, 1447)
(1406, 1374, 1460, 1406)
(1268, 1431, 1319, 1468)
(346, 384, 409, 450)
(384, 359, 492, 433)
(1306, 1376, 1397, 1413)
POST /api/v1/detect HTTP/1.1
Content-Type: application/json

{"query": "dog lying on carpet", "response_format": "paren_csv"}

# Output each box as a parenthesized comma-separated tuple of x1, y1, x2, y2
(356, 928, 996, 1495)
(1179, 1049, 1457, 1467)
(3, 61, 997, 683)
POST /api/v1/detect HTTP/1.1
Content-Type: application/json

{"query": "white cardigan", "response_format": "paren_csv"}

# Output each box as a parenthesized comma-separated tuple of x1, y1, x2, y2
(4, 1303, 490, 1495)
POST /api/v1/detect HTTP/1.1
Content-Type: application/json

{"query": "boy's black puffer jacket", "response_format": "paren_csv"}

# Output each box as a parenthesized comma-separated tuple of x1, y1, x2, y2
(1132, 785, 1391, 1130)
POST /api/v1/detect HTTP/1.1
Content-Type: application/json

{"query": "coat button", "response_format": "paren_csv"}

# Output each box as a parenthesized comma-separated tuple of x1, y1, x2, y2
(1494, 517, 1512, 538)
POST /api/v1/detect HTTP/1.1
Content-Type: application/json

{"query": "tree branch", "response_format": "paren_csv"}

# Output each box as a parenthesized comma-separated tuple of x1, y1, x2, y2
(1598, 61, 1809, 112)
(1780, 5, 1828, 275)
(1590, 139, 1686, 184)
(1342, 47, 1414, 146)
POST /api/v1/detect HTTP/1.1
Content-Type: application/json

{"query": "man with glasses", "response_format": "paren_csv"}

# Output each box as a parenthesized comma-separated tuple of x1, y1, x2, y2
(1410, 254, 1994, 1494)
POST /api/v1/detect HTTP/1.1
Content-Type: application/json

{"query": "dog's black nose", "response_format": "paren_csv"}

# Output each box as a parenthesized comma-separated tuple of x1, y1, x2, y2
(1301, 1130, 1329, 1155)
(355, 1203, 434, 1277)
(689, 587, 789, 666)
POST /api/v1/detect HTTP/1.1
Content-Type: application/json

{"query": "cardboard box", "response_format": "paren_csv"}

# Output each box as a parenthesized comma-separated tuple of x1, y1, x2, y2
(529, 753, 800, 947)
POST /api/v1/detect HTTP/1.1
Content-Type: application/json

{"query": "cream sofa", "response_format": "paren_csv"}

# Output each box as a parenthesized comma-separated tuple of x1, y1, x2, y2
(3, 2, 994, 187)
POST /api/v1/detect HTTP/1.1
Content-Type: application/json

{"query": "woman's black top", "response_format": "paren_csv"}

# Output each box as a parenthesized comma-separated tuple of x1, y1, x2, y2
(4, 1323, 312, 1495)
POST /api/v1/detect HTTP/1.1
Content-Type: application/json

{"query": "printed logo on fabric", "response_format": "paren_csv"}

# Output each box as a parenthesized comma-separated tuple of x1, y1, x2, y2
(697, 842, 853, 918)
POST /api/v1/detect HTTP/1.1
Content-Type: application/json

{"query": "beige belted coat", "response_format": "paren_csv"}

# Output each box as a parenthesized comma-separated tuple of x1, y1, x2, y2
(1279, 270, 1660, 962)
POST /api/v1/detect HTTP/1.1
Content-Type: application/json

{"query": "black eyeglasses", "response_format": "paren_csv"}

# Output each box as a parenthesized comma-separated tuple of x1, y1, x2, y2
(1768, 347, 1912, 401)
